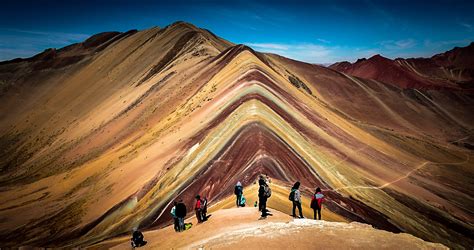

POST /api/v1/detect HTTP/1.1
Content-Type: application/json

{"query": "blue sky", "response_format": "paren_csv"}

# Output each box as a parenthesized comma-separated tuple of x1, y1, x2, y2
(1, 0, 473, 63)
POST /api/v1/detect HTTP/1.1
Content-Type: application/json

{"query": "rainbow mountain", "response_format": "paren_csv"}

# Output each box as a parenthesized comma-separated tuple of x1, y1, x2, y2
(0, 21, 473, 248)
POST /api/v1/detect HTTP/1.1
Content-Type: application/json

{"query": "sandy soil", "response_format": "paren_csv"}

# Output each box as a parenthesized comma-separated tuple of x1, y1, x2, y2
(98, 207, 446, 250)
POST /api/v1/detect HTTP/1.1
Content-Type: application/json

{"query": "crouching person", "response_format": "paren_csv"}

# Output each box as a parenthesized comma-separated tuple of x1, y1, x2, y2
(131, 228, 147, 248)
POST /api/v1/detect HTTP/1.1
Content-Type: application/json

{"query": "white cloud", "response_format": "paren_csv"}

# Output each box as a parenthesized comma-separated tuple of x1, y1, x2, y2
(379, 39, 416, 50)
(317, 38, 331, 44)
(2, 29, 90, 45)
(244, 39, 424, 64)
(460, 22, 472, 31)
(424, 39, 472, 49)
(243, 42, 333, 62)
(0, 29, 90, 61)
(237, 34, 473, 64)
(243, 42, 376, 64)
(0, 48, 40, 60)
(245, 43, 289, 50)
(241, 34, 471, 64)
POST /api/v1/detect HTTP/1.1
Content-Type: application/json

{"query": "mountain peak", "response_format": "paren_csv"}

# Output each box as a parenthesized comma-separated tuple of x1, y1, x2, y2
(233, 44, 254, 52)
(167, 21, 199, 31)
(368, 54, 389, 62)
(355, 58, 367, 64)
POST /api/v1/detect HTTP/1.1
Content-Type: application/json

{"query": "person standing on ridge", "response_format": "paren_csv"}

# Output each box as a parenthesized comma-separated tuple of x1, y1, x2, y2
(258, 178, 272, 218)
(289, 181, 304, 218)
(311, 187, 324, 220)
(195, 195, 203, 223)
(170, 201, 179, 232)
(257, 175, 266, 212)
(175, 200, 187, 232)
(234, 181, 243, 207)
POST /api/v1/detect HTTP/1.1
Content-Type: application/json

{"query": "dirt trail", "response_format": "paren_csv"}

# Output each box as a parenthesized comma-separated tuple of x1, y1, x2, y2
(95, 207, 446, 250)
(333, 154, 470, 191)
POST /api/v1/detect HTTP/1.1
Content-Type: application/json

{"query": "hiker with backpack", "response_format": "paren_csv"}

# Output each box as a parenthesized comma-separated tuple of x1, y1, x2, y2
(201, 196, 209, 221)
(170, 201, 179, 232)
(175, 200, 187, 232)
(195, 195, 203, 223)
(258, 178, 272, 218)
(289, 181, 304, 218)
(311, 187, 324, 220)
(257, 175, 266, 212)
(234, 181, 243, 207)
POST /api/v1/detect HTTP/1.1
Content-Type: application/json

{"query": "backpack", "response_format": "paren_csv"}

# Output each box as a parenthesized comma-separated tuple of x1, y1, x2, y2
(289, 189, 295, 201)
(316, 193, 324, 207)
(201, 198, 208, 211)
(264, 185, 272, 198)
(312, 193, 324, 208)
(240, 195, 246, 207)
(310, 195, 317, 209)
(170, 206, 176, 218)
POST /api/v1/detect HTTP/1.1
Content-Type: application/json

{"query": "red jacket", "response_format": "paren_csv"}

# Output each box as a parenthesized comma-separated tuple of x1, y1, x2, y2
(315, 192, 324, 207)
(195, 199, 201, 210)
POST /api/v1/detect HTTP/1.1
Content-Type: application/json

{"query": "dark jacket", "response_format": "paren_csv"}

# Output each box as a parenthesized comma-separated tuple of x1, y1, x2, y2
(234, 185, 243, 195)
(258, 179, 267, 200)
(175, 202, 187, 218)
(132, 230, 144, 242)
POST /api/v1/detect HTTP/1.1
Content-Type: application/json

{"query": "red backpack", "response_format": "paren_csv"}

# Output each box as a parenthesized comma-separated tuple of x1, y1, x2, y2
(310, 193, 324, 208)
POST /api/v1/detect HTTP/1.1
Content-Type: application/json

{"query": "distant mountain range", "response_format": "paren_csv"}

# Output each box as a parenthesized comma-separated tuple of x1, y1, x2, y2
(329, 42, 474, 89)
